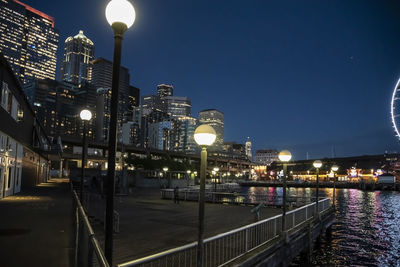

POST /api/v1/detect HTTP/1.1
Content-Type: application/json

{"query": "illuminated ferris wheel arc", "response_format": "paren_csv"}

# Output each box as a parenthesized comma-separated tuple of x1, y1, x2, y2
(391, 77, 400, 139)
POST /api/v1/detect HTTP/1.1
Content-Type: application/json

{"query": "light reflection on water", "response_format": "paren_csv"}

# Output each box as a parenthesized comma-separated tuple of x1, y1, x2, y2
(240, 187, 400, 266)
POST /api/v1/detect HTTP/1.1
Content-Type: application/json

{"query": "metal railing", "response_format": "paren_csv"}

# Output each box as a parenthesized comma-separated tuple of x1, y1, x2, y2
(83, 192, 120, 233)
(72, 188, 110, 267)
(161, 189, 315, 208)
(118, 198, 331, 267)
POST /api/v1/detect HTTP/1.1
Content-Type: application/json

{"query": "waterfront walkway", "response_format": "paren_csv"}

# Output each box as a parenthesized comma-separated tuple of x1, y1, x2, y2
(0, 179, 73, 267)
(91, 188, 283, 265)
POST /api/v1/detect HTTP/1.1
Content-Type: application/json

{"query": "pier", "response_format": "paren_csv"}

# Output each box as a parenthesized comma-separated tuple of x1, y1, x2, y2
(113, 192, 334, 267)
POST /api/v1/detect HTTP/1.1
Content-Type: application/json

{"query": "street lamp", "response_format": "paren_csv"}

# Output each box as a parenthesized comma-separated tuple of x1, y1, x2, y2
(278, 150, 292, 232)
(186, 170, 191, 186)
(163, 167, 169, 188)
(331, 164, 339, 209)
(79, 109, 92, 202)
(104, 0, 135, 264)
(194, 125, 216, 267)
(313, 160, 323, 215)
(213, 167, 219, 193)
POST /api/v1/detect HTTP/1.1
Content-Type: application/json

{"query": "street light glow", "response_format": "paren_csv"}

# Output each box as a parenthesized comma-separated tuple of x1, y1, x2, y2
(105, 0, 136, 28)
(331, 165, 339, 172)
(313, 160, 323, 169)
(163, 167, 168, 172)
(194, 125, 216, 146)
(278, 150, 292, 162)
(80, 109, 92, 121)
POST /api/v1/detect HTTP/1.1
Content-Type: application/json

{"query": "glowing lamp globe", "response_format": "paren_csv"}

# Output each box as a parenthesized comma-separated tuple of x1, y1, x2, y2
(194, 125, 216, 146)
(331, 165, 339, 172)
(80, 109, 92, 121)
(163, 167, 168, 172)
(313, 160, 323, 169)
(278, 150, 292, 162)
(187, 170, 191, 174)
(213, 167, 219, 172)
(105, 0, 136, 28)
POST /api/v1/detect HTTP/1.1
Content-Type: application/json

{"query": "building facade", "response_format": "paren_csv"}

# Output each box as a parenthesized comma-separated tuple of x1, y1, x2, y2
(59, 30, 94, 85)
(0, 54, 50, 198)
(199, 109, 224, 149)
(157, 84, 173, 98)
(164, 96, 191, 118)
(25, 79, 97, 141)
(254, 149, 279, 165)
(0, 0, 59, 84)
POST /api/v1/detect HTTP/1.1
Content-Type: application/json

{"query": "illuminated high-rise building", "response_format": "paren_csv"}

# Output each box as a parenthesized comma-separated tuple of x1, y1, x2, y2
(198, 109, 224, 149)
(60, 30, 94, 85)
(157, 84, 173, 98)
(0, 0, 59, 84)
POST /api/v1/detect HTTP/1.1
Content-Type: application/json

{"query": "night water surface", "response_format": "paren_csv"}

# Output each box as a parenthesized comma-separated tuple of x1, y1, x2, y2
(240, 187, 400, 266)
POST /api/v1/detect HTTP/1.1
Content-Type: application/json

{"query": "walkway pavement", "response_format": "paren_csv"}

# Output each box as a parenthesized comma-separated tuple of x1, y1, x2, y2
(0, 179, 73, 267)
(90, 188, 283, 265)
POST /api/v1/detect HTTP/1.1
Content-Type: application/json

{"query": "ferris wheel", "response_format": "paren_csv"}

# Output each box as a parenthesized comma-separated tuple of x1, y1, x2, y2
(391, 78, 400, 140)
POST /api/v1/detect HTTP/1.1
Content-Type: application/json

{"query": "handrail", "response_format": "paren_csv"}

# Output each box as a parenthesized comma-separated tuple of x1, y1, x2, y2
(72, 188, 110, 267)
(118, 197, 331, 267)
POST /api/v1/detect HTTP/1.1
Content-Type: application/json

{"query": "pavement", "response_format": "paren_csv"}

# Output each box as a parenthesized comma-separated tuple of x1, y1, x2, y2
(0, 180, 284, 267)
(0, 178, 73, 267)
(90, 188, 283, 265)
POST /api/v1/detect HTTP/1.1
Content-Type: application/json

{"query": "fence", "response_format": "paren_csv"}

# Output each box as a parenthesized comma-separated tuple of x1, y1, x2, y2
(161, 189, 316, 208)
(118, 198, 331, 267)
(72, 188, 110, 267)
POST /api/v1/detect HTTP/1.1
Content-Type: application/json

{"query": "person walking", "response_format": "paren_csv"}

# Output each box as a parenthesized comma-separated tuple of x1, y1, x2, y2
(174, 186, 180, 204)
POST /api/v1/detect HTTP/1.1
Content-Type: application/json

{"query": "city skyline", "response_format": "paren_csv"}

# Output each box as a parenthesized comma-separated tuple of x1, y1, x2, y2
(14, 0, 400, 159)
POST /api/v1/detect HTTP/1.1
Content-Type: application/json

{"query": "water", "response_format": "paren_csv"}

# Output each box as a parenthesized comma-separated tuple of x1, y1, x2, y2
(240, 187, 400, 266)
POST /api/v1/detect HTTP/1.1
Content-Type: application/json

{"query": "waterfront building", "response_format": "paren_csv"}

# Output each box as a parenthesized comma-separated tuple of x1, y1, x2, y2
(24, 79, 96, 141)
(0, 54, 51, 198)
(199, 109, 224, 149)
(254, 149, 279, 165)
(0, 0, 59, 84)
(157, 84, 173, 98)
(59, 30, 94, 85)
(221, 141, 248, 160)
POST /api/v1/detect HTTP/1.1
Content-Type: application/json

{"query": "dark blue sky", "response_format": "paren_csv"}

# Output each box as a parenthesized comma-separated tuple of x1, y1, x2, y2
(26, 0, 400, 159)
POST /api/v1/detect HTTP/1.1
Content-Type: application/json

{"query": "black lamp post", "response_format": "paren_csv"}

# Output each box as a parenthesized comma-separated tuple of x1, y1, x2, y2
(79, 109, 92, 202)
(194, 125, 216, 267)
(313, 160, 323, 215)
(278, 150, 292, 233)
(104, 0, 136, 265)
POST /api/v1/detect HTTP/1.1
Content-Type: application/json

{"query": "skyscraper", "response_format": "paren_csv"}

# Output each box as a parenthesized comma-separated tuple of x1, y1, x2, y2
(89, 57, 137, 121)
(164, 96, 191, 118)
(157, 84, 173, 98)
(199, 109, 224, 149)
(0, 0, 59, 84)
(60, 30, 94, 85)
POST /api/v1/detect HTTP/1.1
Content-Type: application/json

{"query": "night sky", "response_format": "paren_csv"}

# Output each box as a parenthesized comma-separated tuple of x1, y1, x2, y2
(24, 0, 400, 160)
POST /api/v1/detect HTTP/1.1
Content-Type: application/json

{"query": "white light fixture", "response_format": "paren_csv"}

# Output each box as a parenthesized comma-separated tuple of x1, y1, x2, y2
(105, 0, 136, 28)
(194, 125, 216, 146)
(213, 167, 219, 172)
(313, 160, 323, 169)
(163, 167, 168, 172)
(80, 109, 92, 121)
(278, 150, 292, 162)
(331, 165, 339, 172)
